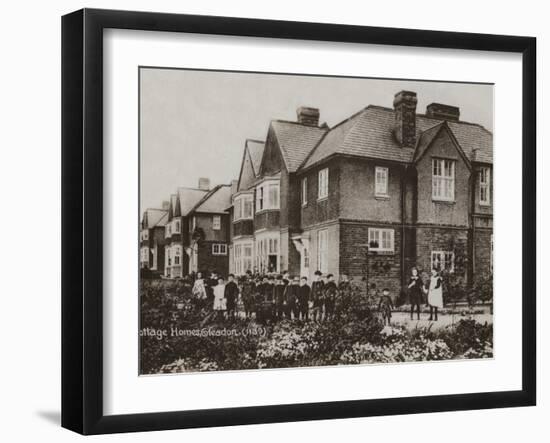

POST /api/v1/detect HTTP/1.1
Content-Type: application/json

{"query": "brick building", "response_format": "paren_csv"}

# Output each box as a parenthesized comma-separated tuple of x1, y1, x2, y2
(185, 184, 232, 276)
(140, 207, 169, 273)
(229, 91, 493, 294)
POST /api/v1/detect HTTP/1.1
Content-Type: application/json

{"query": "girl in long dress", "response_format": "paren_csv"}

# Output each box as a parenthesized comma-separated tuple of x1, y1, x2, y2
(426, 268, 444, 321)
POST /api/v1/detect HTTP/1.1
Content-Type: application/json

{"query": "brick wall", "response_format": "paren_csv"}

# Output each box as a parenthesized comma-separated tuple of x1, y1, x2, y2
(473, 228, 493, 282)
(196, 240, 229, 277)
(339, 221, 403, 296)
(415, 226, 469, 278)
(254, 210, 280, 231)
(338, 157, 404, 223)
(300, 162, 340, 228)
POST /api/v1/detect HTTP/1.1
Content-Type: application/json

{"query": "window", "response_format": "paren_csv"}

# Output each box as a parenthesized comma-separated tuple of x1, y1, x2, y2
(303, 247, 310, 269)
(368, 228, 395, 252)
(212, 243, 228, 255)
(140, 247, 149, 263)
(256, 186, 264, 211)
(255, 234, 279, 273)
(318, 168, 329, 200)
(213, 215, 221, 230)
(140, 230, 149, 241)
(166, 247, 172, 266)
(255, 181, 280, 212)
(234, 242, 254, 275)
(173, 220, 180, 234)
(165, 224, 171, 238)
(173, 246, 181, 265)
(317, 229, 328, 273)
(233, 194, 253, 221)
(301, 177, 308, 206)
(432, 159, 455, 201)
(431, 251, 455, 272)
(375, 166, 389, 196)
(479, 167, 491, 206)
(190, 216, 196, 233)
(490, 234, 493, 274)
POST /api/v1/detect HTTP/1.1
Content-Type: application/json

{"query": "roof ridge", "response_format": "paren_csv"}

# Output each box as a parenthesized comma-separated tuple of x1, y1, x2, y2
(189, 184, 223, 214)
(297, 107, 367, 171)
(417, 113, 493, 134)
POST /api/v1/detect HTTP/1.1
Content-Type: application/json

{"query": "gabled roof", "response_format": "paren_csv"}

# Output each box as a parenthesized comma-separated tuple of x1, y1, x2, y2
(142, 208, 168, 228)
(413, 122, 445, 163)
(247, 139, 265, 176)
(190, 184, 232, 214)
(176, 187, 209, 216)
(270, 120, 328, 172)
(300, 106, 493, 170)
(237, 139, 265, 192)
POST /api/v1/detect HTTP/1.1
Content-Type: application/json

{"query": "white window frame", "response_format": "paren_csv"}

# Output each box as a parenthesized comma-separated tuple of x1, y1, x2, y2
(255, 180, 280, 212)
(255, 233, 280, 273)
(233, 241, 254, 275)
(173, 220, 180, 234)
(140, 246, 149, 263)
(432, 158, 456, 202)
(165, 223, 172, 238)
(212, 243, 228, 256)
(479, 166, 491, 206)
(317, 229, 328, 274)
(173, 245, 181, 265)
(431, 250, 455, 273)
(368, 228, 395, 253)
(318, 168, 329, 200)
(301, 177, 308, 206)
(212, 215, 221, 230)
(233, 194, 254, 221)
(375, 166, 389, 197)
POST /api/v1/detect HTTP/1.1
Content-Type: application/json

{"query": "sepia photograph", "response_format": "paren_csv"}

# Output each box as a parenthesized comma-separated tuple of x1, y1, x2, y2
(138, 67, 494, 375)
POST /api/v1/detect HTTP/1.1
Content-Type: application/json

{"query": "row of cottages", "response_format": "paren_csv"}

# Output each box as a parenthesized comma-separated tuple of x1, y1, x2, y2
(140, 178, 233, 278)
(228, 90, 493, 293)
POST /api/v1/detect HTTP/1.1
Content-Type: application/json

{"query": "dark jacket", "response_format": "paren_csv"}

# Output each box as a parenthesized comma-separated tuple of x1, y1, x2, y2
(298, 284, 311, 308)
(311, 280, 325, 307)
(274, 284, 287, 306)
(284, 284, 300, 307)
(224, 281, 239, 309)
(324, 281, 338, 304)
(408, 276, 424, 305)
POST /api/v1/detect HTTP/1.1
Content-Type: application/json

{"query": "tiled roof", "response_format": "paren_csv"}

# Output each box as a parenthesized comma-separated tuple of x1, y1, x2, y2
(413, 122, 445, 163)
(192, 185, 232, 214)
(270, 120, 328, 172)
(301, 106, 492, 169)
(246, 139, 265, 176)
(144, 208, 168, 228)
(176, 187, 209, 216)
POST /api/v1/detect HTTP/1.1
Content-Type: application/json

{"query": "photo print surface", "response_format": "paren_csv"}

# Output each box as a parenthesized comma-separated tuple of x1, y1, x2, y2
(139, 67, 494, 374)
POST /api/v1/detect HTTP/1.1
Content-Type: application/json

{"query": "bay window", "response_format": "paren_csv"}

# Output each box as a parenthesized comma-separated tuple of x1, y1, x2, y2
(233, 194, 253, 221)
(255, 180, 280, 212)
(479, 167, 491, 206)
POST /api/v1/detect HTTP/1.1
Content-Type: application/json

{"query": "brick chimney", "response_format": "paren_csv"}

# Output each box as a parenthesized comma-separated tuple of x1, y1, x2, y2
(297, 107, 320, 126)
(161, 200, 170, 210)
(426, 103, 460, 121)
(393, 91, 418, 148)
(198, 177, 210, 191)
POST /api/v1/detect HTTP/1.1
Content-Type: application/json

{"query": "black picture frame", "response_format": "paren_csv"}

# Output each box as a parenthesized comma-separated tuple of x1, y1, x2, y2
(61, 8, 536, 435)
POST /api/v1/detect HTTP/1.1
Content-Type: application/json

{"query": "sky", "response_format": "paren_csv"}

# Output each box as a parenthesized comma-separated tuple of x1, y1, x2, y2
(140, 68, 493, 210)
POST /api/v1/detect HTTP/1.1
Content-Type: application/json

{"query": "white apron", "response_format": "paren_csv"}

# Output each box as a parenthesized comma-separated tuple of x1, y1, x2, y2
(213, 284, 226, 311)
(427, 277, 444, 309)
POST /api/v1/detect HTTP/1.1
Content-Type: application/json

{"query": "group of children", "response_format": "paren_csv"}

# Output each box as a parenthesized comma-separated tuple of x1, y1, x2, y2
(166, 266, 444, 325)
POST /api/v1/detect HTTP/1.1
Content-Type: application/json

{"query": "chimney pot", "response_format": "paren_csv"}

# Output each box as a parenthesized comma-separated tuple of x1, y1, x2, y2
(393, 91, 418, 148)
(198, 177, 210, 191)
(297, 107, 320, 126)
(426, 103, 460, 121)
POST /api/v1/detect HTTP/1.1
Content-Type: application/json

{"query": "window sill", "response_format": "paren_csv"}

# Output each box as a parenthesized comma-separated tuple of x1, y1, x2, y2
(479, 202, 491, 207)
(374, 194, 390, 200)
(317, 196, 328, 202)
(432, 199, 456, 205)
(255, 208, 280, 215)
(369, 250, 395, 255)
